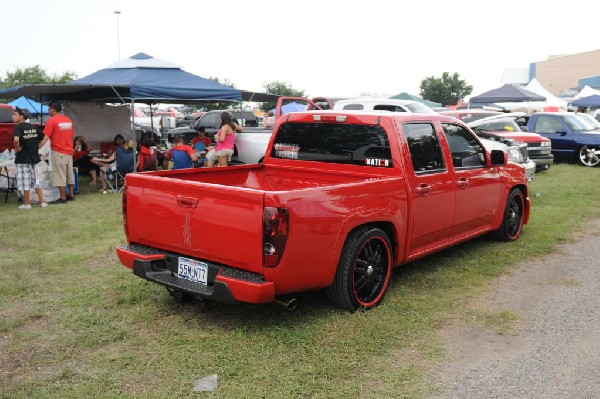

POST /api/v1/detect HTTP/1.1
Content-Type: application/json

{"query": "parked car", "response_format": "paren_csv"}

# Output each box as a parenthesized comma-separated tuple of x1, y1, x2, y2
(333, 98, 437, 114)
(467, 113, 554, 171)
(479, 137, 535, 181)
(439, 109, 503, 123)
(165, 109, 259, 143)
(527, 112, 600, 167)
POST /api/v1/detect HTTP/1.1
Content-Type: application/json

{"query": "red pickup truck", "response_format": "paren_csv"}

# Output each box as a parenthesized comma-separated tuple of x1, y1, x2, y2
(0, 104, 16, 151)
(116, 111, 530, 311)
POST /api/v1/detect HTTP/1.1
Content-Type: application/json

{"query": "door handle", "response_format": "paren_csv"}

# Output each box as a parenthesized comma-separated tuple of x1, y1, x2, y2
(415, 183, 431, 196)
(457, 177, 469, 189)
(177, 195, 198, 208)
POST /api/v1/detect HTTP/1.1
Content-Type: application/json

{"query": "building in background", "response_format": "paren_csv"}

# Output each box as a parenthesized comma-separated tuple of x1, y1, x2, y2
(502, 49, 600, 97)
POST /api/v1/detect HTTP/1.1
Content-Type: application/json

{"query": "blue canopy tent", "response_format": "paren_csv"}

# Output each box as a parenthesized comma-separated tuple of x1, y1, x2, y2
(0, 52, 242, 104)
(8, 96, 48, 115)
(470, 84, 545, 103)
(570, 95, 600, 108)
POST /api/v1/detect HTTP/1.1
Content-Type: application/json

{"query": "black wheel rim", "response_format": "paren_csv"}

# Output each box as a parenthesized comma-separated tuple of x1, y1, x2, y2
(506, 194, 523, 239)
(353, 237, 390, 306)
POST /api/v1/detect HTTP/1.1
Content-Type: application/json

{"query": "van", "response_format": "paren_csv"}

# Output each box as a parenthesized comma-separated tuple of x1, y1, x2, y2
(333, 98, 437, 114)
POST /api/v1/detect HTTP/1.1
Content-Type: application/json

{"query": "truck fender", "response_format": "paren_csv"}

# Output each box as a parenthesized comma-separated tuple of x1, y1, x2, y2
(324, 214, 405, 288)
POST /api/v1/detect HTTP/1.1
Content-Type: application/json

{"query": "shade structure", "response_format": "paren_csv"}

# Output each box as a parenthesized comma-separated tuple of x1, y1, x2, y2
(470, 84, 545, 103)
(0, 52, 242, 104)
(8, 96, 48, 114)
(570, 94, 600, 108)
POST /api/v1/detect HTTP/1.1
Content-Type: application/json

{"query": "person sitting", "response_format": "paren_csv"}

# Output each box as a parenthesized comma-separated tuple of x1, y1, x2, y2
(105, 134, 125, 158)
(192, 126, 212, 151)
(73, 136, 100, 185)
(93, 139, 135, 191)
(165, 134, 198, 170)
(137, 135, 157, 172)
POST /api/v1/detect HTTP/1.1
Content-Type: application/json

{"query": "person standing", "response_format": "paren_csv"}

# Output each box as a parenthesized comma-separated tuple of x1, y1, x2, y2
(39, 101, 75, 203)
(206, 112, 239, 167)
(12, 108, 47, 209)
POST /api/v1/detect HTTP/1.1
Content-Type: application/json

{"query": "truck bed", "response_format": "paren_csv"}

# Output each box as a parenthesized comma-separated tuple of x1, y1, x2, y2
(139, 163, 377, 191)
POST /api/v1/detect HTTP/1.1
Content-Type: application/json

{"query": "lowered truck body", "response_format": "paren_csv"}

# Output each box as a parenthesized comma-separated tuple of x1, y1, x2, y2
(117, 111, 530, 310)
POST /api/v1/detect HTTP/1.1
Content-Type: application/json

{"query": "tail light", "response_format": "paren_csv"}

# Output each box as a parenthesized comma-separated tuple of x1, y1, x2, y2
(312, 115, 347, 122)
(122, 187, 129, 237)
(263, 207, 289, 268)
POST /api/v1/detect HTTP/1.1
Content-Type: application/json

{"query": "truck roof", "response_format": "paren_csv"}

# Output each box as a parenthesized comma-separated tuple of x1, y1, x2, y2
(281, 110, 462, 125)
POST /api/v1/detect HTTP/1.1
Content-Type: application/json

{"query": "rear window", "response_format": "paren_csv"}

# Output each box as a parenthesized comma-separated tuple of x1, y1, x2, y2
(0, 108, 13, 123)
(271, 122, 393, 167)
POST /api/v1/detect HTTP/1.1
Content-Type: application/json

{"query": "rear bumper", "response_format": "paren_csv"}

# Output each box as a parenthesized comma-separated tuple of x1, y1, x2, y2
(116, 244, 275, 304)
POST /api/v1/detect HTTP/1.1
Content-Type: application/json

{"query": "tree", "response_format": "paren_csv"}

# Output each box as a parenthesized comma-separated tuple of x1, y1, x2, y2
(419, 72, 472, 106)
(259, 81, 306, 112)
(0, 65, 77, 89)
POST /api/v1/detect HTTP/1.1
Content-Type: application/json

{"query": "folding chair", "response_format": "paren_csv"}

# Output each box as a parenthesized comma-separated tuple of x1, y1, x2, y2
(193, 142, 207, 167)
(104, 147, 135, 192)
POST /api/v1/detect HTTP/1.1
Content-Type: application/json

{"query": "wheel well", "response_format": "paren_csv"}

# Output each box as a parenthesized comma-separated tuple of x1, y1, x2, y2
(513, 183, 527, 198)
(346, 222, 397, 261)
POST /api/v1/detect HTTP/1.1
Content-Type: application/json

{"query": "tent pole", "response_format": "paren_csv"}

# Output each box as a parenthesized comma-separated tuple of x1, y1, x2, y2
(131, 99, 137, 173)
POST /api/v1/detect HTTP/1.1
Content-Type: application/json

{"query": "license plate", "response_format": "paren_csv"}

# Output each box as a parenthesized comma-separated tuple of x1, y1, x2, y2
(177, 257, 208, 284)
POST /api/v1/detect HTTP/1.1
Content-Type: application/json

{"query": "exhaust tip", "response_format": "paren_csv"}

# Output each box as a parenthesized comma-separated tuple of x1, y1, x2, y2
(274, 297, 298, 311)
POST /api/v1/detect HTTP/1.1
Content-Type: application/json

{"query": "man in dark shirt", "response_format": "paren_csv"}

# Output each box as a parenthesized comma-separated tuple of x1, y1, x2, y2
(12, 108, 47, 209)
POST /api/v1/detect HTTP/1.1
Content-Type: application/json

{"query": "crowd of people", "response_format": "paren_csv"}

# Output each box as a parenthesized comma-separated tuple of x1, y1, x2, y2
(11, 106, 243, 209)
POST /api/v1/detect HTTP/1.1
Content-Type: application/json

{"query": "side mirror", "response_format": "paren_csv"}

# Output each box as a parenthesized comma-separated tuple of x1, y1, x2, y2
(490, 149, 506, 166)
(556, 130, 567, 136)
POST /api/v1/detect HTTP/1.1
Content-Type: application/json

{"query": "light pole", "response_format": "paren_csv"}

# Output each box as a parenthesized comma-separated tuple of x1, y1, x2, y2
(114, 10, 121, 60)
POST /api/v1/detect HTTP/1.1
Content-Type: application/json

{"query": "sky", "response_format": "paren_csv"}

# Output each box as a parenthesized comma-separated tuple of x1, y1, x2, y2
(1, 0, 599, 100)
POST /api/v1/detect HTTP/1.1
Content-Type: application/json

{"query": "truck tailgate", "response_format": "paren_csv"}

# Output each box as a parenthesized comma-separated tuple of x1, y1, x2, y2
(125, 173, 265, 274)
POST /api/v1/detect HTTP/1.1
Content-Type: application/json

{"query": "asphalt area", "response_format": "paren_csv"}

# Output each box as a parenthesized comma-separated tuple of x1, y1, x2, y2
(429, 219, 600, 398)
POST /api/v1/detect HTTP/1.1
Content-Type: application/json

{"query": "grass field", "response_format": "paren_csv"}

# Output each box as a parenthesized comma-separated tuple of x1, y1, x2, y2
(1, 164, 600, 398)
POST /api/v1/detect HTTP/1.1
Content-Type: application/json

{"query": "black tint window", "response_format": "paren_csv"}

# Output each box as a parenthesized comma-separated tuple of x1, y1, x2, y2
(442, 123, 485, 168)
(199, 113, 219, 128)
(0, 108, 12, 123)
(374, 105, 406, 112)
(271, 122, 392, 167)
(343, 104, 364, 110)
(403, 123, 445, 173)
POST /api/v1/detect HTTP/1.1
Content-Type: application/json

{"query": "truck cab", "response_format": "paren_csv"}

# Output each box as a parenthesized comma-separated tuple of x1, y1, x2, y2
(527, 112, 600, 167)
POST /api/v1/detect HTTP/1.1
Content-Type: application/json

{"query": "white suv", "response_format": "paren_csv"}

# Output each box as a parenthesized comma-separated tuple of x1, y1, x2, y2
(333, 98, 437, 114)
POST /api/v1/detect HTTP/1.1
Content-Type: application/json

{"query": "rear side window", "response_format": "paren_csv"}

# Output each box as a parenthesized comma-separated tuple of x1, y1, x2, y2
(532, 115, 563, 133)
(342, 104, 364, 110)
(374, 105, 406, 112)
(403, 123, 445, 173)
(198, 112, 220, 128)
(442, 123, 485, 168)
(271, 122, 392, 167)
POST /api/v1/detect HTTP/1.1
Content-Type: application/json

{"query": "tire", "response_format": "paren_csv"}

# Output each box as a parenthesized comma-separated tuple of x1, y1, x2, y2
(491, 189, 525, 242)
(327, 226, 393, 311)
(578, 145, 600, 167)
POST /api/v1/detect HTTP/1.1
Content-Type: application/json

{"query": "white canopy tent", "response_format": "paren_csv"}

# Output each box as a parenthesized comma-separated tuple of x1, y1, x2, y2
(574, 85, 600, 99)
(488, 79, 568, 113)
(525, 79, 569, 108)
